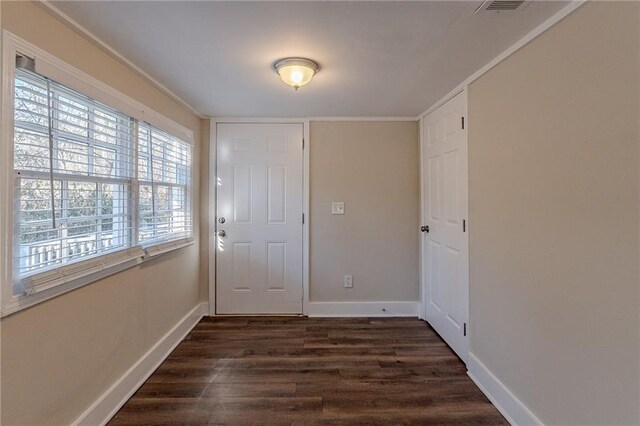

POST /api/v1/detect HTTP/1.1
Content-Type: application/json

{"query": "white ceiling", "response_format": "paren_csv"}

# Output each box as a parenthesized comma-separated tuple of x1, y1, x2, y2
(51, 1, 568, 118)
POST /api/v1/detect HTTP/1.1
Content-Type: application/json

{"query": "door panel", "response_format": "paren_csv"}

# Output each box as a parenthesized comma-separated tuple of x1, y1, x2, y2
(216, 123, 303, 314)
(233, 166, 252, 223)
(423, 91, 469, 363)
(232, 242, 252, 291)
(267, 242, 287, 290)
(428, 156, 440, 221)
(267, 165, 287, 224)
(445, 150, 459, 224)
(428, 240, 442, 311)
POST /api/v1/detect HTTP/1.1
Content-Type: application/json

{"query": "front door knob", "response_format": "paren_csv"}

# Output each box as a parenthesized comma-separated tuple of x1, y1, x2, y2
(217, 230, 226, 238)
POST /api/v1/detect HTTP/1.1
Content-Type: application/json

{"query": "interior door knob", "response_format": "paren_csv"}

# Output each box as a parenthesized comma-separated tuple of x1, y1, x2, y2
(217, 230, 226, 238)
(421, 226, 430, 233)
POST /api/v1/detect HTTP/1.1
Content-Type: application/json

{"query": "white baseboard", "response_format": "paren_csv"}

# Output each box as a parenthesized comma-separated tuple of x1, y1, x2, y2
(72, 302, 209, 426)
(467, 352, 543, 426)
(306, 301, 419, 317)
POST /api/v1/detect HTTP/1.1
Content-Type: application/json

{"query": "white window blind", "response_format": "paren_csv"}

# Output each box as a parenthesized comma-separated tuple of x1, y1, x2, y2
(137, 122, 192, 245)
(14, 68, 137, 287)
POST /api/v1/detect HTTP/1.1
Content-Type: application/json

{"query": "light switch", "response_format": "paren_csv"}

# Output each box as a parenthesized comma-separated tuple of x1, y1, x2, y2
(331, 202, 345, 215)
(344, 275, 353, 288)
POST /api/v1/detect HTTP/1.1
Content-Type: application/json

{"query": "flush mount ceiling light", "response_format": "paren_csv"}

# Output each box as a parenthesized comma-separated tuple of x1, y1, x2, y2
(273, 58, 319, 91)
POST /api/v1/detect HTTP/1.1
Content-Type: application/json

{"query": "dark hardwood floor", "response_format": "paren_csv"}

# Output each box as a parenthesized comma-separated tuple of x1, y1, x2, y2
(109, 317, 507, 425)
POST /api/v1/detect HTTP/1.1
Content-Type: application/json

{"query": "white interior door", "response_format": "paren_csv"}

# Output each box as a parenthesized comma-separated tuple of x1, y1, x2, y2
(216, 123, 304, 314)
(422, 91, 469, 363)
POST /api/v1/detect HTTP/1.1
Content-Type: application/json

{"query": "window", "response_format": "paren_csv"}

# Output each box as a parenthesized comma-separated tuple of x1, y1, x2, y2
(6, 59, 193, 304)
(137, 123, 192, 245)
(14, 69, 135, 284)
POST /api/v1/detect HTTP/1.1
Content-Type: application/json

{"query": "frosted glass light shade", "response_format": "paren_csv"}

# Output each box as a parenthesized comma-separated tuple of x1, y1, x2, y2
(273, 58, 319, 90)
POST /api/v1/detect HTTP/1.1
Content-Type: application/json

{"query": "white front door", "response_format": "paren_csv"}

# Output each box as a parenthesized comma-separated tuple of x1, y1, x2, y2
(216, 123, 304, 314)
(422, 91, 469, 363)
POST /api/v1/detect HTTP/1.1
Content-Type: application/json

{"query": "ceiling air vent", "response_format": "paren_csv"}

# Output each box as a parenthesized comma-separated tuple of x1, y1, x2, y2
(475, 0, 528, 14)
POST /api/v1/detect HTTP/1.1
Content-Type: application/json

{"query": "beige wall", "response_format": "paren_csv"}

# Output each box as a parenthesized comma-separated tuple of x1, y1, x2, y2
(468, 2, 640, 424)
(310, 121, 419, 302)
(0, 2, 206, 425)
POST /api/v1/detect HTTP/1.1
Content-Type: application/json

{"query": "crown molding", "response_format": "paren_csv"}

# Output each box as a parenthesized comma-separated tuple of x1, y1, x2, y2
(38, 0, 205, 119)
(307, 116, 418, 122)
(214, 116, 418, 123)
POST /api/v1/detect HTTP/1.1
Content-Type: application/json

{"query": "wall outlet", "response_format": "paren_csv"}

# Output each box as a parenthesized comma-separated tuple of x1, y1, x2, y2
(344, 275, 353, 288)
(331, 202, 345, 215)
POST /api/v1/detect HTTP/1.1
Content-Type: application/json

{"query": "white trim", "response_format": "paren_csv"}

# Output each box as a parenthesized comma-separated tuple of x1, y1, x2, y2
(215, 117, 310, 124)
(418, 115, 426, 321)
(215, 116, 417, 123)
(302, 119, 310, 315)
(143, 238, 194, 258)
(307, 117, 417, 122)
(0, 27, 14, 320)
(22, 247, 145, 294)
(463, 87, 470, 359)
(307, 301, 419, 317)
(72, 302, 209, 426)
(0, 24, 4, 420)
(38, 0, 204, 119)
(207, 117, 217, 316)
(417, 0, 586, 119)
(1, 256, 143, 318)
(467, 352, 543, 426)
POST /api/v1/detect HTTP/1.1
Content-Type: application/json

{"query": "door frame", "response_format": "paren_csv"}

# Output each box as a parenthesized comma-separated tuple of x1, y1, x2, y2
(208, 118, 310, 316)
(418, 88, 469, 351)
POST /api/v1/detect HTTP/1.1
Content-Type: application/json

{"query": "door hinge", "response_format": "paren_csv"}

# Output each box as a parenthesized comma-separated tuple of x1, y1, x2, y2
(302, 213, 305, 224)
(461, 116, 465, 130)
(464, 323, 467, 336)
(302, 138, 305, 150)
(463, 219, 466, 232)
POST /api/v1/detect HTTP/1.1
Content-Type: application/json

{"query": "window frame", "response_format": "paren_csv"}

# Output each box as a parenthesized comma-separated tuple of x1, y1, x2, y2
(14, 69, 138, 280)
(137, 122, 193, 247)
(1, 31, 195, 317)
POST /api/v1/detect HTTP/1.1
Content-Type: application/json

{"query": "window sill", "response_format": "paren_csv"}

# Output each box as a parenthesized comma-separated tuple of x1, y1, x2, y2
(143, 237, 195, 259)
(1, 238, 194, 318)
(1, 255, 142, 318)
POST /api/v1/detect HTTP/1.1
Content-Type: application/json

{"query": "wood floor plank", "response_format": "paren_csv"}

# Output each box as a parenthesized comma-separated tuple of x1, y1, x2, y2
(166, 345, 244, 360)
(210, 367, 343, 384)
(134, 382, 298, 399)
(303, 337, 445, 348)
(108, 317, 507, 425)
(294, 379, 484, 397)
(291, 412, 507, 426)
(215, 357, 380, 370)
(321, 394, 496, 414)
(182, 337, 306, 348)
(240, 346, 397, 358)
